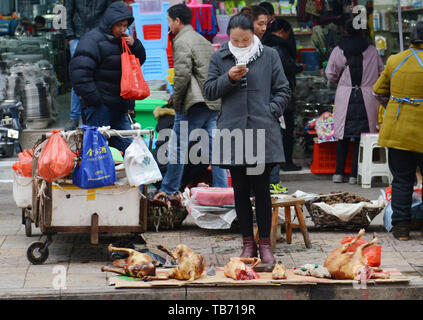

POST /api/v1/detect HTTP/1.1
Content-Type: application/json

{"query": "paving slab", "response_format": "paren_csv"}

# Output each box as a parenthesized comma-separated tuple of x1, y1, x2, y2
(0, 280, 25, 290)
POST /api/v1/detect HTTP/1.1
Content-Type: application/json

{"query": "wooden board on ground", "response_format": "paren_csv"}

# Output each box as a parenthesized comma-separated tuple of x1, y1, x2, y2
(111, 267, 409, 289)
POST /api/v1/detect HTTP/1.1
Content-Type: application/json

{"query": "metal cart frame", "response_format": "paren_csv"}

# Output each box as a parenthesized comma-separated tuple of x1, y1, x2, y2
(23, 128, 155, 264)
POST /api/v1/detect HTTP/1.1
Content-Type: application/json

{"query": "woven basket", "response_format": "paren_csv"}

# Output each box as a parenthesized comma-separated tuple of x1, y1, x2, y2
(305, 199, 384, 230)
(147, 205, 188, 232)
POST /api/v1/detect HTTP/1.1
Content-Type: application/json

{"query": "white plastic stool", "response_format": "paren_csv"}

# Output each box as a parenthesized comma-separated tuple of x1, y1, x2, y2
(357, 133, 393, 188)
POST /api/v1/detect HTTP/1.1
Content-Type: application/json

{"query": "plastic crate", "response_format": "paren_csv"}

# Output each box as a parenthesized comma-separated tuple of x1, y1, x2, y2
(142, 48, 169, 82)
(131, 2, 170, 49)
(310, 141, 353, 174)
(134, 99, 168, 134)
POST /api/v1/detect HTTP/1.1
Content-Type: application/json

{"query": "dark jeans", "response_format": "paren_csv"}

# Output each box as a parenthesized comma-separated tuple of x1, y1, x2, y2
(230, 165, 273, 239)
(84, 104, 132, 153)
(335, 138, 360, 177)
(388, 148, 423, 225)
(270, 107, 296, 184)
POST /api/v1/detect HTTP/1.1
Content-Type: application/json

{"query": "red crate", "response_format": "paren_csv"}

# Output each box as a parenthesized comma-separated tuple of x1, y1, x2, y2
(310, 141, 353, 174)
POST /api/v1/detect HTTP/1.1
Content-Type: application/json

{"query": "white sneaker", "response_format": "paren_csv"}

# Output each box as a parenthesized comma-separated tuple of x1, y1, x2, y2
(332, 174, 344, 183)
(349, 177, 357, 184)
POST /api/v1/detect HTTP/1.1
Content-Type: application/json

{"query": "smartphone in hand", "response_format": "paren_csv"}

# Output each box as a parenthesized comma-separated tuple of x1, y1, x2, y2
(236, 63, 247, 70)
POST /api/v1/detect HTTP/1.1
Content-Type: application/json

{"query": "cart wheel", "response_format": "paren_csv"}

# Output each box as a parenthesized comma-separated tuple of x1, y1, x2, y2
(25, 217, 32, 237)
(27, 242, 49, 265)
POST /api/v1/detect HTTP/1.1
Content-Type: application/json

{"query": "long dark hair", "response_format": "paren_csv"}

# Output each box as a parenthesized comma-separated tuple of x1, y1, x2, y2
(411, 21, 423, 45)
(227, 13, 254, 35)
(339, 17, 369, 58)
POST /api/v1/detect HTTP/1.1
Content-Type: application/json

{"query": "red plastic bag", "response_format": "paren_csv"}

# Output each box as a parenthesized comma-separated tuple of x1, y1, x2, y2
(341, 236, 381, 267)
(37, 130, 75, 182)
(12, 149, 33, 177)
(120, 38, 150, 100)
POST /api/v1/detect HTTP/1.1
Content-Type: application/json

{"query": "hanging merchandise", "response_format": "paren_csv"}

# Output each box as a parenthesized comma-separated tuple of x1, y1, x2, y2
(305, 0, 320, 16)
(187, 0, 219, 39)
(373, 10, 380, 31)
(124, 136, 162, 186)
(73, 126, 116, 189)
(375, 35, 387, 56)
(315, 112, 336, 143)
(38, 130, 76, 182)
(120, 38, 150, 100)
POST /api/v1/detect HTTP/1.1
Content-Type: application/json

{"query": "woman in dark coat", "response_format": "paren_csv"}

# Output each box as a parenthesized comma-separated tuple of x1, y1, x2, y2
(204, 14, 291, 267)
(70, 2, 146, 152)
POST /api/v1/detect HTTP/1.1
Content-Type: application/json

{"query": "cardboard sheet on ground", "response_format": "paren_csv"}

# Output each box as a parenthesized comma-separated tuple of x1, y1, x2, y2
(109, 267, 409, 289)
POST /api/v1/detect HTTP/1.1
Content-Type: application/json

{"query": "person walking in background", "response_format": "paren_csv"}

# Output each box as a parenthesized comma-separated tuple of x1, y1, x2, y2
(373, 22, 423, 241)
(264, 18, 304, 188)
(240, 5, 269, 40)
(204, 14, 291, 267)
(65, 0, 115, 131)
(154, 4, 228, 200)
(259, 1, 276, 43)
(70, 2, 146, 152)
(325, 17, 383, 185)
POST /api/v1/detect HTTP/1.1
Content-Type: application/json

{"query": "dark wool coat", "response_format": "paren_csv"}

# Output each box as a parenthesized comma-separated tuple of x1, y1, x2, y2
(204, 43, 291, 166)
(69, 2, 146, 113)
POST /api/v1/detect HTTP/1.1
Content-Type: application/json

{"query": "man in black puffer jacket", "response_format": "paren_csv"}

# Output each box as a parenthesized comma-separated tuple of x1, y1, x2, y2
(70, 2, 146, 152)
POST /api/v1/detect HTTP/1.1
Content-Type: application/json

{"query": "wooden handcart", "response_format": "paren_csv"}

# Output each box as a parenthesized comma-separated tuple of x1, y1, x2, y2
(23, 128, 155, 264)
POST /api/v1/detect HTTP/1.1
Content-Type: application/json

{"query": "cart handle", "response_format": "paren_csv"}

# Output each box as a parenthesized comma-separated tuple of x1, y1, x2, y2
(45, 128, 153, 139)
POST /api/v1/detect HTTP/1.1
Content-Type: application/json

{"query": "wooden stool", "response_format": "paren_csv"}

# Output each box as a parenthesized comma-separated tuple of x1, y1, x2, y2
(254, 198, 312, 249)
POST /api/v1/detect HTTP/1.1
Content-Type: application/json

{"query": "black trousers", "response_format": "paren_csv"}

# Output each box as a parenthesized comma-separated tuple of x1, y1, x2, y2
(335, 138, 360, 177)
(229, 165, 273, 239)
(282, 107, 295, 164)
(388, 148, 423, 225)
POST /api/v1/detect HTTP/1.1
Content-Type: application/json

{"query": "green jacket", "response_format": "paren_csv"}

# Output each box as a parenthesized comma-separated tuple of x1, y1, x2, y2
(172, 25, 220, 113)
(373, 43, 423, 153)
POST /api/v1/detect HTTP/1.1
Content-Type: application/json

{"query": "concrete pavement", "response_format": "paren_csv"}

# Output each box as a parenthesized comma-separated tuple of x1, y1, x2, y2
(1, 165, 423, 300)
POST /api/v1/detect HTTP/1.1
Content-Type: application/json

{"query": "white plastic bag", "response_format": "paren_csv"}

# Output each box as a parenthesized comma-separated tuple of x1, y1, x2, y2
(182, 188, 237, 229)
(12, 171, 32, 208)
(124, 136, 162, 186)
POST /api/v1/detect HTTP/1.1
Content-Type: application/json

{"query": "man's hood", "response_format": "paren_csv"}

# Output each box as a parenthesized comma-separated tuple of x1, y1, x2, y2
(99, 2, 134, 35)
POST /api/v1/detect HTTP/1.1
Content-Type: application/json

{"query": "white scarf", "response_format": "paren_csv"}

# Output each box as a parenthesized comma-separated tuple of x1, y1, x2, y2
(228, 35, 263, 65)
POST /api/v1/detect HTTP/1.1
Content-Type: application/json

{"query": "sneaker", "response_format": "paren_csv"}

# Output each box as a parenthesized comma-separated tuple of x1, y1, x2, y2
(270, 182, 288, 194)
(64, 119, 79, 131)
(392, 221, 410, 241)
(349, 177, 357, 184)
(332, 174, 344, 183)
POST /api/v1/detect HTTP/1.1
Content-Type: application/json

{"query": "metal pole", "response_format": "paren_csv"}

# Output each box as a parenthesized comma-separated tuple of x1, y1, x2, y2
(398, 0, 404, 52)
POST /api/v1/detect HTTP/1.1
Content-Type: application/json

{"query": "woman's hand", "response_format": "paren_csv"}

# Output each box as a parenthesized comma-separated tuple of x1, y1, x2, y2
(122, 32, 134, 46)
(228, 65, 249, 82)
